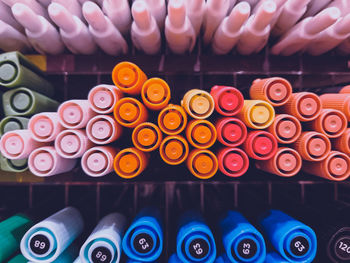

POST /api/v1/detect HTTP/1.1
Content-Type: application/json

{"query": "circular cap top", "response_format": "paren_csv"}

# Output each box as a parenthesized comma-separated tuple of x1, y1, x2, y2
(87, 152, 107, 172)
(11, 92, 31, 111)
(277, 152, 297, 172)
(33, 118, 52, 138)
(163, 111, 181, 130)
(251, 105, 269, 124)
(137, 128, 156, 147)
(222, 123, 243, 143)
(9, 158, 27, 169)
(165, 140, 183, 160)
(3, 120, 22, 134)
(91, 120, 112, 140)
(253, 136, 273, 155)
(117, 67, 137, 87)
(119, 153, 139, 173)
(323, 114, 342, 134)
(194, 154, 213, 174)
(299, 97, 317, 117)
(329, 157, 348, 176)
(267, 82, 287, 102)
(93, 90, 113, 109)
(146, 83, 166, 103)
(119, 102, 139, 122)
(193, 125, 211, 144)
(60, 134, 80, 154)
(190, 96, 210, 115)
(224, 152, 244, 172)
(33, 152, 53, 172)
(307, 137, 326, 157)
(4, 135, 23, 155)
(62, 104, 83, 125)
(277, 120, 297, 139)
(0, 63, 17, 83)
(219, 91, 239, 112)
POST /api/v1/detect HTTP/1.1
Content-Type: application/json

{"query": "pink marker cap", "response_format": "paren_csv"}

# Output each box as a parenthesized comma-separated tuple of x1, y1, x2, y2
(81, 146, 117, 177)
(28, 146, 77, 177)
(86, 115, 122, 145)
(217, 147, 249, 177)
(29, 112, 64, 142)
(210, 86, 244, 116)
(88, 84, 124, 114)
(216, 117, 247, 147)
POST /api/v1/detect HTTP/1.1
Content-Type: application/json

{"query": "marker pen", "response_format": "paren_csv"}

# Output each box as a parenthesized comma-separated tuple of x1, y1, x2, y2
(214, 254, 230, 263)
(236, 100, 275, 129)
(0, 1, 23, 32)
(242, 131, 278, 160)
(8, 254, 27, 263)
(0, 129, 46, 160)
(82, 1, 128, 56)
(158, 104, 187, 135)
(123, 208, 163, 262)
(202, 0, 230, 45)
(267, 114, 301, 144)
(181, 89, 215, 119)
(48, 3, 97, 54)
(88, 84, 123, 114)
(113, 98, 148, 128)
(176, 211, 216, 263)
(0, 20, 31, 52)
(58, 100, 97, 129)
(216, 117, 247, 147)
(265, 252, 290, 262)
(114, 147, 149, 179)
(165, 0, 196, 54)
(333, 128, 350, 155)
(102, 0, 131, 35)
(169, 253, 182, 263)
(82, 146, 117, 177)
(131, 1, 161, 55)
(187, 149, 218, 179)
(237, 1, 277, 55)
(2, 0, 50, 21)
(143, 0, 166, 30)
(0, 116, 29, 136)
(292, 131, 331, 161)
(159, 135, 189, 165)
(320, 93, 350, 121)
(212, 2, 250, 55)
(0, 152, 28, 172)
(279, 92, 322, 122)
(271, 7, 340, 56)
(303, 151, 350, 181)
(11, 3, 65, 55)
(132, 122, 163, 152)
(303, 0, 332, 17)
(29, 112, 64, 142)
(20, 207, 84, 262)
(217, 147, 249, 177)
(210, 86, 244, 116)
(80, 213, 127, 263)
(339, 85, 350, 94)
(86, 115, 122, 145)
(255, 147, 302, 177)
(55, 129, 94, 159)
(185, 0, 205, 36)
(141, 78, 171, 110)
(112, 62, 147, 95)
(326, 0, 350, 16)
(0, 51, 54, 96)
(249, 77, 292, 107)
(186, 120, 217, 149)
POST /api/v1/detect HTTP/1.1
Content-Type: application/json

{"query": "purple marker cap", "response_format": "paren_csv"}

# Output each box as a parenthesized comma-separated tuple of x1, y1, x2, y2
(88, 84, 123, 114)
(86, 115, 122, 145)
(81, 146, 117, 177)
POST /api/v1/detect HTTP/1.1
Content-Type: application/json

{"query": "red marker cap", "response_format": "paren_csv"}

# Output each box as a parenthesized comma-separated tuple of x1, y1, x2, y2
(217, 148, 249, 177)
(242, 130, 278, 160)
(216, 117, 247, 147)
(210, 85, 244, 116)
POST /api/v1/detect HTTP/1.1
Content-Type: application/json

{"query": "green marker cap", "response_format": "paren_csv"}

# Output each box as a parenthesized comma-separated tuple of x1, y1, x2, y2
(0, 116, 29, 136)
(0, 153, 28, 172)
(10, 90, 32, 112)
(0, 62, 18, 84)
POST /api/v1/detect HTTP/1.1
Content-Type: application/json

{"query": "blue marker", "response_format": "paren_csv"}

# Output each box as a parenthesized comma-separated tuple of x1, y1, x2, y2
(265, 252, 289, 262)
(215, 253, 231, 263)
(259, 210, 317, 263)
(168, 253, 183, 263)
(219, 211, 266, 263)
(176, 211, 216, 263)
(122, 208, 163, 262)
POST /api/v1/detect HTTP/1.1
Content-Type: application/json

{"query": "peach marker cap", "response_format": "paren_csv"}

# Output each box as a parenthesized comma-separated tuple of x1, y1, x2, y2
(181, 89, 215, 119)
(114, 97, 148, 128)
(242, 130, 278, 160)
(333, 128, 350, 155)
(114, 147, 149, 179)
(112, 61, 147, 95)
(58, 99, 97, 129)
(88, 84, 123, 114)
(132, 122, 162, 152)
(29, 112, 64, 142)
(158, 104, 187, 135)
(210, 85, 244, 116)
(159, 135, 189, 165)
(340, 85, 350, 94)
(187, 149, 218, 179)
(86, 115, 122, 145)
(267, 114, 301, 144)
(320, 94, 350, 121)
(28, 146, 77, 177)
(186, 120, 217, 149)
(141, 78, 171, 110)
(217, 147, 249, 178)
(215, 117, 247, 147)
(82, 146, 117, 177)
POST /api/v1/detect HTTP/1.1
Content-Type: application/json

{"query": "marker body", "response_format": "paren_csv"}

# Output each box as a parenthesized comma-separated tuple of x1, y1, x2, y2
(160, 135, 189, 165)
(143, 0, 166, 29)
(158, 104, 187, 135)
(242, 131, 278, 160)
(333, 128, 350, 155)
(0, 1, 23, 32)
(0, 116, 29, 136)
(86, 115, 122, 145)
(217, 147, 249, 177)
(102, 0, 131, 35)
(58, 100, 96, 129)
(132, 122, 162, 152)
(81, 146, 117, 177)
(3, 0, 50, 20)
(88, 84, 123, 114)
(114, 98, 148, 128)
(186, 120, 217, 149)
(267, 114, 301, 144)
(114, 147, 149, 179)
(52, 0, 84, 20)
(320, 93, 350, 121)
(0, 20, 31, 52)
(210, 86, 244, 116)
(186, 0, 205, 36)
(187, 149, 218, 179)
(29, 112, 64, 142)
(182, 89, 215, 119)
(141, 78, 171, 110)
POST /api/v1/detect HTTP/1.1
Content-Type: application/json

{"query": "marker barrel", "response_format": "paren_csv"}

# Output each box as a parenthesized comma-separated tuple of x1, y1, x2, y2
(0, 116, 29, 136)
(216, 117, 247, 147)
(29, 112, 64, 142)
(114, 147, 149, 179)
(182, 89, 215, 119)
(86, 115, 122, 145)
(0, 153, 28, 172)
(55, 129, 94, 159)
(122, 208, 163, 262)
(332, 128, 350, 154)
(217, 148, 249, 178)
(186, 120, 217, 149)
(210, 86, 244, 116)
(267, 114, 301, 144)
(141, 78, 171, 110)
(219, 211, 266, 263)
(320, 93, 350, 121)
(236, 100, 275, 129)
(339, 85, 350, 94)
(259, 210, 317, 263)
(159, 135, 189, 165)
(58, 100, 96, 129)
(158, 104, 187, 135)
(114, 97, 148, 128)
(132, 122, 162, 152)
(81, 146, 117, 177)
(255, 147, 302, 177)
(292, 131, 331, 161)
(187, 149, 218, 179)
(88, 84, 123, 114)
(0, 21, 31, 53)
(242, 131, 278, 160)
(80, 213, 127, 263)
(303, 151, 350, 181)
(249, 77, 292, 106)
(112, 62, 147, 95)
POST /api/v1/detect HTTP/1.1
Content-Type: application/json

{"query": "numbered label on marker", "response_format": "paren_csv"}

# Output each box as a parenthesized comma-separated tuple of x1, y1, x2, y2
(189, 238, 209, 259)
(91, 246, 112, 263)
(133, 233, 154, 254)
(30, 234, 50, 255)
(290, 236, 310, 257)
(235, 238, 258, 259)
(335, 238, 350, 260)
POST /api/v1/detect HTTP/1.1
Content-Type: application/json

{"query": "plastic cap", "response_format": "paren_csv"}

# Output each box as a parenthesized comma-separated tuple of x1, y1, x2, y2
(182, 90, 215, 119)
(250, 105, 269, 124)
(237, 100, 275, 129)
(283, 93, 321, 122)
(11, 91, 32, 112)
(60, 134, 80, 154)
(114, 98, 148, 128)
(187, 120, 217, 149)
(87, 152, 107, 172)
(132, 0, 152, 30)
(277, 152, 297, 172)
(253, 136, 273, 155)
(61, 104, 82, 125)
(210, 86, 244, 116)
(160, 136, 189, 165)
(243, 131, 278, 160)
(329, 157, 348, 176)
(307, 137, 327, 157)
(216, 118, 247, 147)
(0, 62, 17, 83)
(132, 122, 162, 152)
(4, 134, 23, 155)
(187, 149, 218, 179)
(114, 148, 148, 179)
(168, 0, 186, 28)
(141, 78, 171, 110)
(277, 120, 296, 140)
(3, 120, 22, 133)
(158, 105, 187, 135)
(33, 152, 54, 172)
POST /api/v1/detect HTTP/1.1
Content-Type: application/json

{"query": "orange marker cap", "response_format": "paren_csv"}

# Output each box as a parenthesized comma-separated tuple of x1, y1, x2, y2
(340, 85, 350, 94)
(158, 104, 187, 135)
(181, 89, 215, 119)
(132, 122, 163, 152)
(186, 120, 217, 149)
(267, 114, 302, 144)
(187, 149, 218, 179)
(141, 78, 171, 110)
(320, 94, 350, 121)
(112, 61, 147, 95)
(333, 128, 350, 155)
(159, 135, 189, 165)
(114, 97, 148, 128)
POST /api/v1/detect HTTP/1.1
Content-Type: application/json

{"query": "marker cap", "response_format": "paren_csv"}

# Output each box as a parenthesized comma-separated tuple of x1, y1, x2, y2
(0, 116, 29, 136)
(210, 86, 244, 116)
(320, 94, 350, 121)
(88, 84, 123, 114)
(242, 131, 278, 160)
(132, 122, 162, 152)
(114, 147, 149, 179)
(340, 85, 350, 94)
(217, 148, 249, 177)
(187, 149, 218, 179)
(267, 114, 302, 144)
(114, 97, 148, 128)
(332, 128, 350, 155)
(186, 120, 217, 149)
(141, 78, 171, 110)
(158, 104, 187, 135)
(86, 115, 122, 145)
(181, 89, 215, 119)
(82, 146, 117, 177)
(159, 135, 189, 165)
(29, 112, 64, 142)
(112, 62, 147, 95)
(216, 117, 247, 147)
